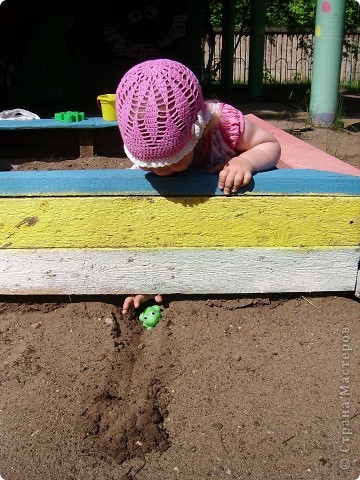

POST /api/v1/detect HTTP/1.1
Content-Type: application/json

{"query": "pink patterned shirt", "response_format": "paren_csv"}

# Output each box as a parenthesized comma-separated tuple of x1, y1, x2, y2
(195, 102, 245, 170)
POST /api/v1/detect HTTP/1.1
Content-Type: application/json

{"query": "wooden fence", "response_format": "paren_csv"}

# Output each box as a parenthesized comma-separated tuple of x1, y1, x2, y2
(203, 30, 360, 84)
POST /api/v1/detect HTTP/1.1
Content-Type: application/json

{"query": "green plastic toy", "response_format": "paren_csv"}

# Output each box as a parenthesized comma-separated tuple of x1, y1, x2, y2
(54, 111, 85, 122)
(139, 305, 162, 330)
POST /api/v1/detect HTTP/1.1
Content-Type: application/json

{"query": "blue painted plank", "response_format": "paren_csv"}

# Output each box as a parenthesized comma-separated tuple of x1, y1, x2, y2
(0, 169, 359, 197)
(0, 117, 117, 130)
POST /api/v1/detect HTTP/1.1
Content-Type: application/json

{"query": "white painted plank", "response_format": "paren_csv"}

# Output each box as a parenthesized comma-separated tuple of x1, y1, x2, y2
(355, 268, 360, 298)
(0, 248, 358, 295)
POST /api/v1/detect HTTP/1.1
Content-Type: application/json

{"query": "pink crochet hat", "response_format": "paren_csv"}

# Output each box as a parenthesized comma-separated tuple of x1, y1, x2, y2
(116, 58, 211, 168)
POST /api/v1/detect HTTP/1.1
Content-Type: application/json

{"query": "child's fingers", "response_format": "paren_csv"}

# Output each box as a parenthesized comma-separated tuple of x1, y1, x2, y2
(154, 294, 163, 304)
(134, 294, 163, 308)
(122, 297, 136, 317)
(133, 294, 149, 309)
(220, 169, 253, 195)
(231, 170, 253, 192)
(217, 166, 230, 190)
(122, 294, 163, 319)
(219, 169, 238, 195)
(122, 295, 146, 318)
(242, 170, 253, 187)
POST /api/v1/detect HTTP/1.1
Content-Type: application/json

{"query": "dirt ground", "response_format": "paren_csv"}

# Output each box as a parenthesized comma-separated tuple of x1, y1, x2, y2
(0, 94, 359, 480)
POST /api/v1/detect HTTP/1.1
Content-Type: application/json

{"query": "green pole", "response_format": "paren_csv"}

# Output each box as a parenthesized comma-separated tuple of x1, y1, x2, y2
(221, 0, 235, 91)
(309, 0, 346, 126)
(248, 0, 266, 101)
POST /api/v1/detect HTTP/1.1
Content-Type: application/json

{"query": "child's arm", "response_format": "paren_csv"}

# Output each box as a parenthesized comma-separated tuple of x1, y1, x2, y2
(210, 117, 281, 195)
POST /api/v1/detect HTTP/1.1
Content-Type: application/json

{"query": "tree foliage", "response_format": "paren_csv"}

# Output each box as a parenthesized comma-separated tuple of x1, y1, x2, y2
(209, 0, 359, 31)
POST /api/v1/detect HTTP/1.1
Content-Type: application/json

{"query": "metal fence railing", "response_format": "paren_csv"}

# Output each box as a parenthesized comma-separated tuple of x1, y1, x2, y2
(203, 30, 360, 84)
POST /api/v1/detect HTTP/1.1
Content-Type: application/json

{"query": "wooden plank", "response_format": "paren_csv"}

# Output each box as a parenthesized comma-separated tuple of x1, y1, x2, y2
(0, 117, 117, 130)
(0, 169, 359, 197)
(0, 166, 358, 296)
(355, 268, 360, 298)
(248, 114, 360, 177)
(0, 248, 358, 295)
(0, 195, 358, 249)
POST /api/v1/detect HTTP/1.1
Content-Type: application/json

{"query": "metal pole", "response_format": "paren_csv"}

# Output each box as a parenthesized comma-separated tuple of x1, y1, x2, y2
(248, 0, 266, 101)
(221, 0, 235, 91)
(310, 0, 346, 126)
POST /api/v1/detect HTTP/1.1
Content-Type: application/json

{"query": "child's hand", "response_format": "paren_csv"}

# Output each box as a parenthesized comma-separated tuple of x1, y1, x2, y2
(208, 156, 254, 195)
(122, 294, 163, 319)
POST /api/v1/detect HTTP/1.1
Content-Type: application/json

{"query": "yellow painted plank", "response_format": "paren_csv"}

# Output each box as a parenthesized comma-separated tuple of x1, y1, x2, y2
(0, 196, 359, 248)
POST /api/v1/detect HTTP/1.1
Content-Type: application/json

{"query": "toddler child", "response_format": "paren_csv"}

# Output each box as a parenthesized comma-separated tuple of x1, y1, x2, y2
(116, 58, 281, 317)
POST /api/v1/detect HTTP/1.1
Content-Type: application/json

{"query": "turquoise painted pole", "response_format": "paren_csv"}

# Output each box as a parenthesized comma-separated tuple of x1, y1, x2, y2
(248, 0, 266, 101)
(310, 0, 346, 126)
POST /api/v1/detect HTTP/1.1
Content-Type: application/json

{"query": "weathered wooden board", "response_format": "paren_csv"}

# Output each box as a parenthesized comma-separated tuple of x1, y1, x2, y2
(0, 169, 359, 197)
(0, 195, 358, 249)
(0, 117, 117, 130)
(248, 114, 360, 177)
(0, 168, 358, 295)
(0, 117, 119, 157)
(0, 248, 358, 295)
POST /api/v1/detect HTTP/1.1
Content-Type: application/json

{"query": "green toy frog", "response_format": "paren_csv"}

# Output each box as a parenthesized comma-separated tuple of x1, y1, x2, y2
(139, 305, 162, 330)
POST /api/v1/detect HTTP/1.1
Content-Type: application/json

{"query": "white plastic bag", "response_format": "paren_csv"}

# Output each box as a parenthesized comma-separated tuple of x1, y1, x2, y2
(0, 108, 40, 120)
